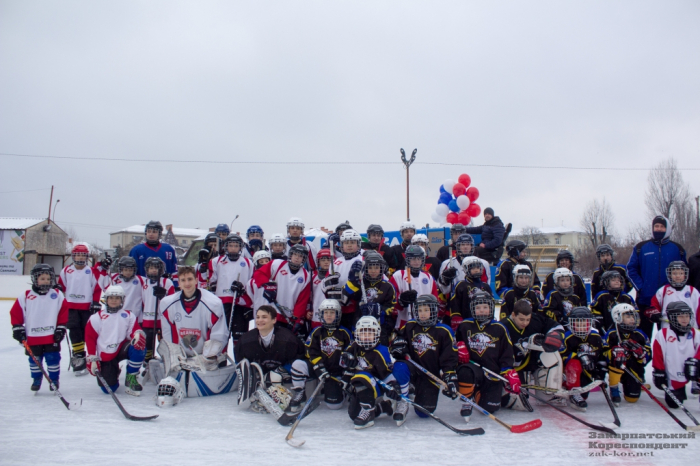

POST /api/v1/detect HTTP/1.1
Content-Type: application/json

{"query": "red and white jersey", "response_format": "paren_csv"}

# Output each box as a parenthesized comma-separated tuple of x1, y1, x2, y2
(285, 238, 318, 270)
(10, 289, 69, 346)
(245, 278, 267, 316)
(160, 289, 228, 357)
(390, 269, 439, 329)
(57, 264, 104, 310)
(650, 285, 700, 329)
(141, 277, 175, 328)
(108, 274, 146, 318)
(205, 255, 254, 305)
(652, 327, 700, 389)
(85, 309, 140, 362)
(437, 256, 490, 296)
(253, 259, 311, 323)
(310, 271, 329, 325)
(333, 254, 364, 314)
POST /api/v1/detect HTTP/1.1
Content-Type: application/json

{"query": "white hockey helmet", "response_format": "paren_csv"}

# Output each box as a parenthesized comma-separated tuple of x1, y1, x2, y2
(462, 256, 483, 278)
(400, 221, 416, 233)
(318, 299, 342, 329)
(354, 316, 381, 349)
(156, 376, 184, 408)
(268, 233, 286, 245)
(611, 303, 640, 332)
(103, 285, 125, 313)
(512, 264, 533, 289)
(553, 268, 574, 296)
(411, 233, 429, 246)
(286, 217, 305, 231)
(340, 229, 362, 245)
(253, 250, 271, 266)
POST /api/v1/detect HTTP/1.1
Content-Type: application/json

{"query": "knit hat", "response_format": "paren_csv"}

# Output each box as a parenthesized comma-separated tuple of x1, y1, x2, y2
(652, 216, 667, 228)
(484, 207, 495, 217)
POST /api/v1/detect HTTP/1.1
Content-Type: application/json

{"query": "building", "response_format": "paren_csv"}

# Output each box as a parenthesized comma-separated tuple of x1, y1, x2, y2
(0, 218, 69, 275)
(109, 224, 210, 250)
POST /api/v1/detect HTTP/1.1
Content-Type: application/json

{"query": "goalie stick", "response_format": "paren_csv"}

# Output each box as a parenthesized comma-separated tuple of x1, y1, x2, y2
(94, 370, 158, 421)
(24, 341, 81, 410)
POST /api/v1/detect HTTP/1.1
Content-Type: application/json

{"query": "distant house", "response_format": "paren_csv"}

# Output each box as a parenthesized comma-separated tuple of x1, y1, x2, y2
(0, 218, 69, 275)
(109, 224, 210, 250)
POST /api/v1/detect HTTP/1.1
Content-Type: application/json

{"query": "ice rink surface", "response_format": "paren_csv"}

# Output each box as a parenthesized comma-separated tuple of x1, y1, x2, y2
(1, 275, 698, 466)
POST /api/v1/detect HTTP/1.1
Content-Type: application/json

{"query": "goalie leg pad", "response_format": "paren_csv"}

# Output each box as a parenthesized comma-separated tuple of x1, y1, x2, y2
(157, 340, 186, 377)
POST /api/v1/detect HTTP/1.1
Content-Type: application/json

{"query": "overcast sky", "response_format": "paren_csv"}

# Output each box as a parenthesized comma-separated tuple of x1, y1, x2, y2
(1, 1, 699, 247)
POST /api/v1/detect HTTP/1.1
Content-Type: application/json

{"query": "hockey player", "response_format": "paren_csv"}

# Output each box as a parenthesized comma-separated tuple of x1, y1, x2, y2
(559, 307, 605, 411)
(308, 248, 333, 328)
(436, 223, 467, 263)
(10, 264, 69, 391)
(340, 315, 411, 429)
(499, 299, 564, 411)
(343, 251, 396, 344)
(289, 299, 352, 412)
(85, 285, 147, 395)
(269, 233, 288, 260)
(201, 233, 254, 342)
(603, 304, 651, 406)
(196, 233, 219, 289)
(391, 221, 417, 271)
(243, 225, 267, 260)
(325, 229, 364, 327)
(141, 257, 175, 363)
(108, 256, 146, 320)
(252, 244, 312, 328)
(591, 244, 633, 299)
(362, 224, 398, 272)
(651, 301, 700, 408)
(411, 234, 441, 281)
(390, 245, 439, 329)
(285, 217, 317, 270)
(58, 243, 105, 375)
(501, 265, 541, 320)
(542, 268, 583, 324)
(244, 250, 274, 320)
(591, 270, 636, 331)
(454, 290, 518, 421)
(390, 295, 459, 416)
(495, 240, 541, 297)
(327, 222, 354, 259)
(646, 261, 700, 330)
(541, 250, 588, 304)
(449, 256, 493, 330)
(438, 234, 490, 299)
(128, 220, 179, 286)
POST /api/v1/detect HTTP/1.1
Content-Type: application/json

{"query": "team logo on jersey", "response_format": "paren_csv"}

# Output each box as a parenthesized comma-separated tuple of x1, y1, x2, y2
(179, 329, 202, 348)
(667, 334, 677, 343)
(121, 313, 128, 318)
(240, 262, 246, 267)
(467, 332, 498, 356)
(320, 336, 341, 356)
(69, 294, 86, 300)
(686, 291, 692, 298)
(66, 269, 74, 274)
(366, 288, 379, 302)
(357, 355, 371, 370)
(562, 300, 574, 315)
(411, 333, 437, 356)
(101, 313, 109, 319)
(297, 277, 304, 283)
(30, 325, 55, 333)
(107, 342, 118, 350)
(133, 280, 139, 285)
(50, 293, 57, 299)
(173, 312, 183, 322)
(666, 288, 674, 296)
(578, 342, 597, 354)
(85, 269, 91, 275)
(27, 294, 36, 301)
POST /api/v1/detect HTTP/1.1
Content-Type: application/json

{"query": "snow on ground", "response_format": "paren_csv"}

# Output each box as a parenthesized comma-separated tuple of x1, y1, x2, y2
(0, 275, 698, 466)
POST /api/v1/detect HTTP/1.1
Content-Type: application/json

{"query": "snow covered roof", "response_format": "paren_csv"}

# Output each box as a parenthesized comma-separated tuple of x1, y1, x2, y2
(110, 225, 209, 237)
(0, 217, 46, 230)
(511, 226, 586, 236)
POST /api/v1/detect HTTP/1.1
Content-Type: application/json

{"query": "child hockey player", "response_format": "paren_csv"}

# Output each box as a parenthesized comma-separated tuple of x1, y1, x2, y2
(646, 261, 700, 330)
(362, 224, 398, 272)
(436, 223, 467, 263)
(244, 250, 273, 317)
(411, 234, 441, 281)
(542, 268, 583, 324)
(109, 256, 146, 319)
(323, 229, 364, 325)
(501, 265, 541, 320)
(141, 257, 175, 363)
(541, 250, 588, 304)
(449, 256, 493, 330)
(196, 233, 219, 289)
(438, 234, 490, 300)
(390, 245, 438, 330)
(85, 285, 147, 395)
(269, 233, 288, 260)
(495, 240, 541, 297)
(591, 270, 636, 331)
(391, 221, 417, 270)
(285, 217, 317, 269)
(604, 304, 651, 407)
(243, 225, 267, 260)
(591, 244, 633, 299)
(129, 220, 178, 286)
(10, 264, 69, 391)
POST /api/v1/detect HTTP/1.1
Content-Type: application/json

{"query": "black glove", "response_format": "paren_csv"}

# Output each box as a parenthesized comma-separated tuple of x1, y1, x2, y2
(101, 253, 112, 269)
(153, 285, 167, 299)
(90, 302, 102, 314)
(12, 325, 25, 343)
(578, 352, 595, 372)
(262, 282, 278, 303)
(162, 272, 171, 280)
(339, 370, 354, 392)
(339, 352, 357, 369)
(248, 239, 263, 252)
(594, 360, 608, 381)
(684, 358, 699, 382)
(199, 262, 208, 274)
(653, 368, 667, 390)
(384, 380, 402, 401)
(349, 261, 363, 285)
(399, 289, 418, 307)
(327, 233, 340, 248)
(644, 307, 662, 324)
(442, 372, 459, 399)
(441, 267, 458, 284)
(312, 361, 329, 379)
(321, 274, 340, 292)
(390, 337, 408, 360)
(360, 302, 382, 318)
(54, 325, 66, 343)
(230, 280, 245, 295)
(198, 248, 211, 264)
(621, 339, 646, 360)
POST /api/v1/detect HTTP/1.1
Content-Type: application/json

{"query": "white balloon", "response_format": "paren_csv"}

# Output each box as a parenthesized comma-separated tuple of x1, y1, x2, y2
(435, 204, 450, 216)
(456, 195, 470, 210)
(443, 179, 456, 193)
(431, 212, 443, 223)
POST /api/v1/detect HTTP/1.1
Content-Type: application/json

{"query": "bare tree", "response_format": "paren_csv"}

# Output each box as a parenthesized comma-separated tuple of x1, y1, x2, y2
(512, 226, 549, 245)
(580, 198, 615, 247)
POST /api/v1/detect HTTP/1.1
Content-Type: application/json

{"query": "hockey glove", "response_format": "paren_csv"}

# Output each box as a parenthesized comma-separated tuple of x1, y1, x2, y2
(621, 339, 646, 360)
(684, 358, 700, 382)
(321, 274, 340, 293)
(53, 325, 67, 343)
(457, 341, 470, 364)
(312, 361, 329, 380)
(450, 315, 463, 333)
(360, 302, 382, 319)
(100, 253, 112, 270)
(578, 352, 595, 372)
(610, 346, 628, 368)
(390, 337, 409, 360)
(153, 285, 167, 299)
(230, 280, 245, 295)
(339, 352, 357, 369)
(440, 267, 458, 285)
(504, 369, 521, 394)
(348, 261, 363, 286)
(262, 282, 278, 303)
(198, 248, 211, 264)
(594, 360, 608, 381)
(12, 325, 26, 343)
(248, 239, 263, 252)
(441, 372, 459, 399)
(199, 261, 208, 274)
(90, 302, 102, 314)
(87, 355, 100, 377)
(131, 329, 147, 351)
(644, 307, 661, 324)
(653, 368, 668, 389)
(326, 287, 343, 301)
(327, 233, 340, 248)
(542, 329, 564, 352)
(399, 289, 418, 307)
(384, 380, 402, 401)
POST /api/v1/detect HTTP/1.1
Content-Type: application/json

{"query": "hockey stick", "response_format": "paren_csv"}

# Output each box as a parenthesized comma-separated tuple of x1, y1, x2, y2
(359, 261, 367, 306)
(227, 272, 241, 342)
(94, 370, 158, 421)
(374, 378, 485, 436)
(521, 379, 603, 396)
(23, 341, 81, 410)
(525, 389, 617, 434)
(407, 357, 541, 433)
(406, 266, 414, 319)
(622, 366, 700, 432)
(661, 384, 700, 426)
(599, 381, 621, 427)
(286, 375, 328, 447)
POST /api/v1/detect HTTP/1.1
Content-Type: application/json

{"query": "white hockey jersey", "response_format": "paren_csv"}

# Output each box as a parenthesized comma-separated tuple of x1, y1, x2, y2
(141, 277, 175, 328)
(652, 327, 700, 388)
(57, 264, 105, 310)
(284, 238, 318, 270)
(108, 274, 146, 318)
(389, 269, 439, 329)
(437, 256, 491, 296)
(650, 285, 700, 329)
(252, 259, 311, 323)
(10, 289, 69, 346)
(204, 255, 254, 305)
(85, 309, 140, 361)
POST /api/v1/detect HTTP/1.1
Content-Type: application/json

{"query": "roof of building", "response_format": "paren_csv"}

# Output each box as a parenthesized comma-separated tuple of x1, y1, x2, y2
(511, 226, 586, 236)
(0, 217, 47, 230)
(110, 225, 209, 237)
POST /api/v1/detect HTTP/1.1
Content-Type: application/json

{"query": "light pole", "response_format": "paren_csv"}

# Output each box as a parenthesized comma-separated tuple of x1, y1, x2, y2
(400, 148, 417, 221)
(52, 199, 60, 223)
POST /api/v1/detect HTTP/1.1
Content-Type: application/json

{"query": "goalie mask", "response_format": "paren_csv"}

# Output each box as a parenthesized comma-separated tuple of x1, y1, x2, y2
(156, 376, 184, 407)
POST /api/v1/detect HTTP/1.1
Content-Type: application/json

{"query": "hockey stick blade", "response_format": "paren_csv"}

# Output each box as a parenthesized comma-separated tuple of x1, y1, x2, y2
(600, 382, 621, 427)
(526, 389, 616, 435)
(662, 384, 700, 426)
(24, 341, 82, 410)
(509, 419, 543, 434)
(95, 371, 158, 421)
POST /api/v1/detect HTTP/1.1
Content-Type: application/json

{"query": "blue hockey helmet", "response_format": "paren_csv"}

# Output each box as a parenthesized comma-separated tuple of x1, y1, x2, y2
(247, 225, 264, 239)
(215, 223, 230, 235)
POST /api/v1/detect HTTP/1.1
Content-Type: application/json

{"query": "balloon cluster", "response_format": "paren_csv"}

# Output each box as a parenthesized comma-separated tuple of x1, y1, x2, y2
(431, 173, 481, 226)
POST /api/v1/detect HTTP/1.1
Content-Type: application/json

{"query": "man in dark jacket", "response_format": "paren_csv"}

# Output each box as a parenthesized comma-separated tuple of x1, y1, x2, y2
(627, 215, 686, 337)
(465, 208, 505, 264)
(689, 249, 700, 290)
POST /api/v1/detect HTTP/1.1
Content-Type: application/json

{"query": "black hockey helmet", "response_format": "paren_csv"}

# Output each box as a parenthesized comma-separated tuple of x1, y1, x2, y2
(556, 250, 575, 269)
(335, 222, 353, 235)
(567, 306, 593, 338)
(469, 290, 494, 323)
(666, 301, 693, 334)
(223, 233, 244, 261)
(145, 220, 163, 234)
(363, 251, 387, 281)
(117, 256, 137, 278)
(454, 233, 475, 257)
(405, 244, 426, 273)
(595, 244, 615, 264)
(204, 232, 218, 247)
(288, 244, 308, 271)
(144, 256, 165, 281)
(506, 240, 528, 258)
(601, 270, 622, 291)
(366, 224, 384, 244)
(31, 263, 56, 293)
(415, 294, 439, 327)
(450, 223, 466, 237)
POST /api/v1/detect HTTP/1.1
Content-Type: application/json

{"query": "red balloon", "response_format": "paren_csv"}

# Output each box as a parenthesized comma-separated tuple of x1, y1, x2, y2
(457, 212, 471, 225)
(466, 203, 481, 218)
(452, 182, 466, 197)
(446, 212, 459, 224)
(458, 174, 471, 188)
(466, 186, 479, 202)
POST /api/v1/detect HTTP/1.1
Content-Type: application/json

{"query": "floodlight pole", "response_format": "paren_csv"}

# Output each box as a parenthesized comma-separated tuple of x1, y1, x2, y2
(400, 148, 417, 221)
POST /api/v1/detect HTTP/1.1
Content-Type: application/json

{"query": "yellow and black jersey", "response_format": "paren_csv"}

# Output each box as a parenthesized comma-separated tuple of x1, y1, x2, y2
(541, 272, 588, 305)
(500, 287, 541, 320)
(500, 314, 561, 371)
(495, 258, 541, 296)
(591, 264, 634, 299)
(397, 321, 458, 375)
(344, 278, 396, 318)
(450, 279, 492, 319)
(455, 318, 514, 374)
(602, 328, 651, 368)
(305, 326, 352, 373)
(347, 341, 394, 380)
(542, 290, 583, 323)
(591, 291, 635, 332)
(560, 329, 604, 365)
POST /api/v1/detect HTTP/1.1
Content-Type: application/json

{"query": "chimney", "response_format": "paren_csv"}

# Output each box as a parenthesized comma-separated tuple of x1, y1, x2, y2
(166, 224, 173, 232)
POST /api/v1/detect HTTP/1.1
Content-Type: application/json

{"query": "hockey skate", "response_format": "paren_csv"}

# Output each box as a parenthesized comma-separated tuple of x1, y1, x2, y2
(31, 378, 41, 392)
(393, 399, 409, 426)
(569, 394, 587, 411)
(354, 402, 375, 429)
(71, 356, 88, 376)
(287, 387, 307, 413)
(460, 402, 473, 423)
(125, 373, 143, 396)
(610, 385, 621, 407)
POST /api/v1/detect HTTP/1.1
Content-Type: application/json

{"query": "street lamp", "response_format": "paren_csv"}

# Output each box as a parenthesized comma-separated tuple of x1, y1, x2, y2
(52, 199, 60, 223)
(400, 148, 417, 221)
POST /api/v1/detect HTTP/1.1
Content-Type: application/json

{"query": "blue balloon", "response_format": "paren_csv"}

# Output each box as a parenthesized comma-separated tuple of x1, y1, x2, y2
(440, 185, 447, 194)
(438, 192, 452, 205)
(448, 199, 460, 213)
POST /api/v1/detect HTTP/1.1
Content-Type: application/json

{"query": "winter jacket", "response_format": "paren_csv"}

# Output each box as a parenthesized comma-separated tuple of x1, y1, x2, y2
(689, 251, 700, 291)
(627, 216, 686, 306)
(465, 216, 506, 250)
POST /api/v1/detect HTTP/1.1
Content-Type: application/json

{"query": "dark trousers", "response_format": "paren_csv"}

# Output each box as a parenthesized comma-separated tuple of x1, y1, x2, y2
(67, 309, 91, 357)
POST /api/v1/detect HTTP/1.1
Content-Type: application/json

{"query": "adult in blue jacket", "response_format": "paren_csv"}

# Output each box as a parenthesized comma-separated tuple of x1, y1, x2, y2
(627, 215, 686, 336)
(465, 207, 506, 264)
